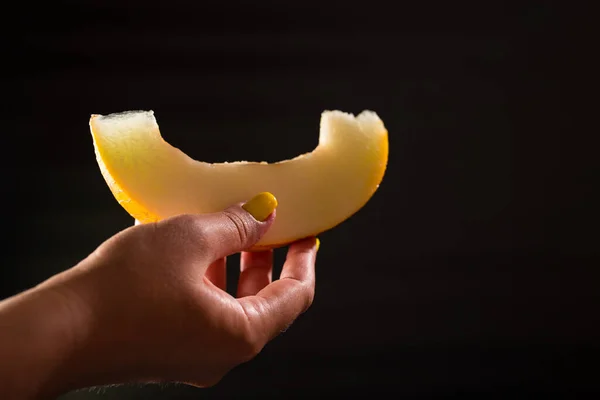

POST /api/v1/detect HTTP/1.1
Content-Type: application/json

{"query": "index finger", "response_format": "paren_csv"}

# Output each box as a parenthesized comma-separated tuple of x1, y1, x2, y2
(238, 237, 318, 343)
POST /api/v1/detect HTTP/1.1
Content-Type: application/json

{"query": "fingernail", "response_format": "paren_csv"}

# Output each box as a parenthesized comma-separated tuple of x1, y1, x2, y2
(242, 192, 278, 222)
(315, 238, 321, 252)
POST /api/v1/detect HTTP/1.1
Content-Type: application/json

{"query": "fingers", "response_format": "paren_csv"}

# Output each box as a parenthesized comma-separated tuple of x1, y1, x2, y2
(237, 250, 273, 298)
(238, 237, 318, 343)
(197, 192, 278, 261)
(205, 257, 227, 291)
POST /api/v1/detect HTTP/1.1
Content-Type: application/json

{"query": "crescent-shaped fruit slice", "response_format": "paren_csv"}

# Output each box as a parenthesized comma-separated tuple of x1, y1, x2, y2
(89, 110, 388, 249)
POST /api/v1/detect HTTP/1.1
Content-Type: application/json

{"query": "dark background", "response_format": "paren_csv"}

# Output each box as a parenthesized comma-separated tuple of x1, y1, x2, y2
(5, 1, 598, 398)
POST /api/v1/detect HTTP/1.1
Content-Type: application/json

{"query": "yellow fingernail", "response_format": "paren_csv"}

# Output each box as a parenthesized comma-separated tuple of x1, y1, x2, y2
(242, 192, 278, 222)
(315, 238, 320, 252)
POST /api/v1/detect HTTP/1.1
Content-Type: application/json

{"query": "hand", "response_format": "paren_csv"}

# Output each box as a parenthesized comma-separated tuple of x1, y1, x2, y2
(0, 192, 318, 399)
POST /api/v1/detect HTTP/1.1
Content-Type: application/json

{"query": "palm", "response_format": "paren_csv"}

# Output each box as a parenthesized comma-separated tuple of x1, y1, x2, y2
(136, 218, 274, 297)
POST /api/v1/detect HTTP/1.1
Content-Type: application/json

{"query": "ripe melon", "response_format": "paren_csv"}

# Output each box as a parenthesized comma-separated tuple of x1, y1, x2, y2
(89, 110, 388, 249)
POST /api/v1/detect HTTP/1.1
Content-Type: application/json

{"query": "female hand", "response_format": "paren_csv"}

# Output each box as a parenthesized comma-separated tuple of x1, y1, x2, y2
(0, 192, 318, 399)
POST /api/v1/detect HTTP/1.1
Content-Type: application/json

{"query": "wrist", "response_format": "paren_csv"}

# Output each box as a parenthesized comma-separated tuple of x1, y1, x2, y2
(39, 258, 151, 392)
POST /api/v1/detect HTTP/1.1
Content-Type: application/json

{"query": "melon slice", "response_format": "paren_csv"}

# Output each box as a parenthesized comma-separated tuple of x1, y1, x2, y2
(89, 110, 388, 249)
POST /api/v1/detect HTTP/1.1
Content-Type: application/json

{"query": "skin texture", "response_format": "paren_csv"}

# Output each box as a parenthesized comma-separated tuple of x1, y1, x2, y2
(0, 202, 318, 399)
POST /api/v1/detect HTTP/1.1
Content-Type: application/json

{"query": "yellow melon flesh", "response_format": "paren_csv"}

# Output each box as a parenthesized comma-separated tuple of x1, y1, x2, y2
(89, 110, 388, 249)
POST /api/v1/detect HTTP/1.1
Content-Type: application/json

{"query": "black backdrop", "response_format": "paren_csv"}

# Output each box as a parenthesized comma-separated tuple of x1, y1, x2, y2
(6, 2, 598, 399)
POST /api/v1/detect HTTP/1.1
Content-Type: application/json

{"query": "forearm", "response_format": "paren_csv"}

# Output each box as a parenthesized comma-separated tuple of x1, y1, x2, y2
(0, 257, 163, 399)
(0, 286, 70, 398)
(0, 271, 95, 399)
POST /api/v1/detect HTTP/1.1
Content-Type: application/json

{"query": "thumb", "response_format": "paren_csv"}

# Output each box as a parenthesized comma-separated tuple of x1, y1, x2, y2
(200, 192, 278, 260)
